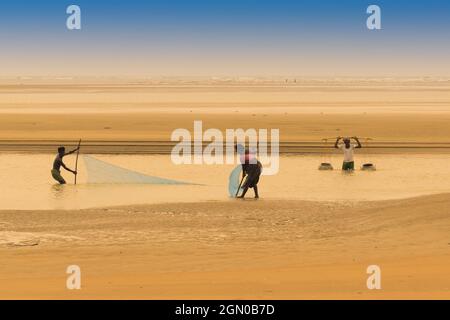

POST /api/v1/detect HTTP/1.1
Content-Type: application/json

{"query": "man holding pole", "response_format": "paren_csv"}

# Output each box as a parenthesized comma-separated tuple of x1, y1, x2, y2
(51, 145, 80, 184)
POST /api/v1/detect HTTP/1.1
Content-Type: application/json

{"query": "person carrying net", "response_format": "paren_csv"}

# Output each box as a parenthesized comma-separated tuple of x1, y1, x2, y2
(236, 144, 262, 199)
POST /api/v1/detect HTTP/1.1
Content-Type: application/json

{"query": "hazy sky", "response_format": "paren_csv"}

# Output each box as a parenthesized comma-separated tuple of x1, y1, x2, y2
(1, 0, 449, 77)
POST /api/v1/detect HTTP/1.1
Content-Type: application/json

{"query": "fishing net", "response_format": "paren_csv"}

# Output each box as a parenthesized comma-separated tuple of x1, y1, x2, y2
(228, 165, 243, 197)
(83, 155, 192, 185)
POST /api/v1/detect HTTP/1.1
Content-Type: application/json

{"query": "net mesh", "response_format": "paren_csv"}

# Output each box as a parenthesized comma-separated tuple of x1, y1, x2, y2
(83, 155, 191, 185)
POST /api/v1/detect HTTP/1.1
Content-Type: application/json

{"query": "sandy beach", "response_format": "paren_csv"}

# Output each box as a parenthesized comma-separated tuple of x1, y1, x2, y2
(1, 80, 450, 150)
(1, 194, 449, 299)
(2, 0, 450, 304)
(1, 81, 450, 159)
(1, 79, 449, 299)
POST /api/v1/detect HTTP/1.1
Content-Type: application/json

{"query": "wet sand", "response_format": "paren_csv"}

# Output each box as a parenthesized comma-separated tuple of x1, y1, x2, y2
(1, 194, 449, 299)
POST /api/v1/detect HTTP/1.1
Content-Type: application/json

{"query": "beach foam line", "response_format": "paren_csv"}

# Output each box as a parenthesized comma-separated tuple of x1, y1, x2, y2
(0, 231, 40, 247)
(0, 231, 84, 247)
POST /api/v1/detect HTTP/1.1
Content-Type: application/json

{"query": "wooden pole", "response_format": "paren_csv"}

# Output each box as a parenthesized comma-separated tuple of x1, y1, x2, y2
(235, 175, 245, 198)
(74, 139, 81, 185)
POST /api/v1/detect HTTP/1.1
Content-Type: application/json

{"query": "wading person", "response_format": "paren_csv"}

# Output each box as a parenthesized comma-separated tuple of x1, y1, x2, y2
(236, 144, 262, 199)
(51, 146, 79, 184)
(334, 136, 362, 171)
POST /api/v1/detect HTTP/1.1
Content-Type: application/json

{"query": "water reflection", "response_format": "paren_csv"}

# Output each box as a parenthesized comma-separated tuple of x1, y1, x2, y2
(51, 184, 66, 199)
(0, 153, 449, 210)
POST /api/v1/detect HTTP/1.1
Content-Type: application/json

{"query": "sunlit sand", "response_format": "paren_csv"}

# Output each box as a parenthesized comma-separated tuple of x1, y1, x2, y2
(1, 78, 449, 299)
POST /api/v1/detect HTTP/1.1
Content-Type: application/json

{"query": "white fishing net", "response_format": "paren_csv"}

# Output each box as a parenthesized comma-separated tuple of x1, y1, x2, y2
(83, 155, 191, 185)
(228, 164, 243, 197)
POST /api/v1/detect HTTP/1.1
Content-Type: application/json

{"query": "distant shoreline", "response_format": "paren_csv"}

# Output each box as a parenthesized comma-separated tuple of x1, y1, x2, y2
(2, 140, 450, 154)
(2, 83, 450, 154)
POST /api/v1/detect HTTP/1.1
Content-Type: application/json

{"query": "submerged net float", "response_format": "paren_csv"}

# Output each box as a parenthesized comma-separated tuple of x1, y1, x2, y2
(318, 162, 334, 170)
(361, 137, 376, 171)
(361, 163, 376, 171)
(318, 138, 334, 171)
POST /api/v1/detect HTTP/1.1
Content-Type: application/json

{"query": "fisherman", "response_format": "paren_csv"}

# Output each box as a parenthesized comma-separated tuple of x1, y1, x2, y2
(236, 144, 262, 199)
(334, 136, 362, 171)
(51, 146, 79, 184)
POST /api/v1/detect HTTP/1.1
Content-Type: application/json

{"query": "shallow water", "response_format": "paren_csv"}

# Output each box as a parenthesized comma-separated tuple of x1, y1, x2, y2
(1, 153, 450, 210)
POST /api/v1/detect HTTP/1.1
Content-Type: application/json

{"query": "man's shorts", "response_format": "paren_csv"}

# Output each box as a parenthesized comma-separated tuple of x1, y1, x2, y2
(342, 161, 355, 171)
(242, 174, 260, 189)
(51, 169, 66, 184)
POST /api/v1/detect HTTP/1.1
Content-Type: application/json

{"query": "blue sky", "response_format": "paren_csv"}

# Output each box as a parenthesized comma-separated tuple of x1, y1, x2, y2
(1, 0, 449, 76)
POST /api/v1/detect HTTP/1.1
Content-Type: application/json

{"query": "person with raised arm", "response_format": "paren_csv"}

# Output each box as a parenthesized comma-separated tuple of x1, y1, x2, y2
(334, 136, 362, 171)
